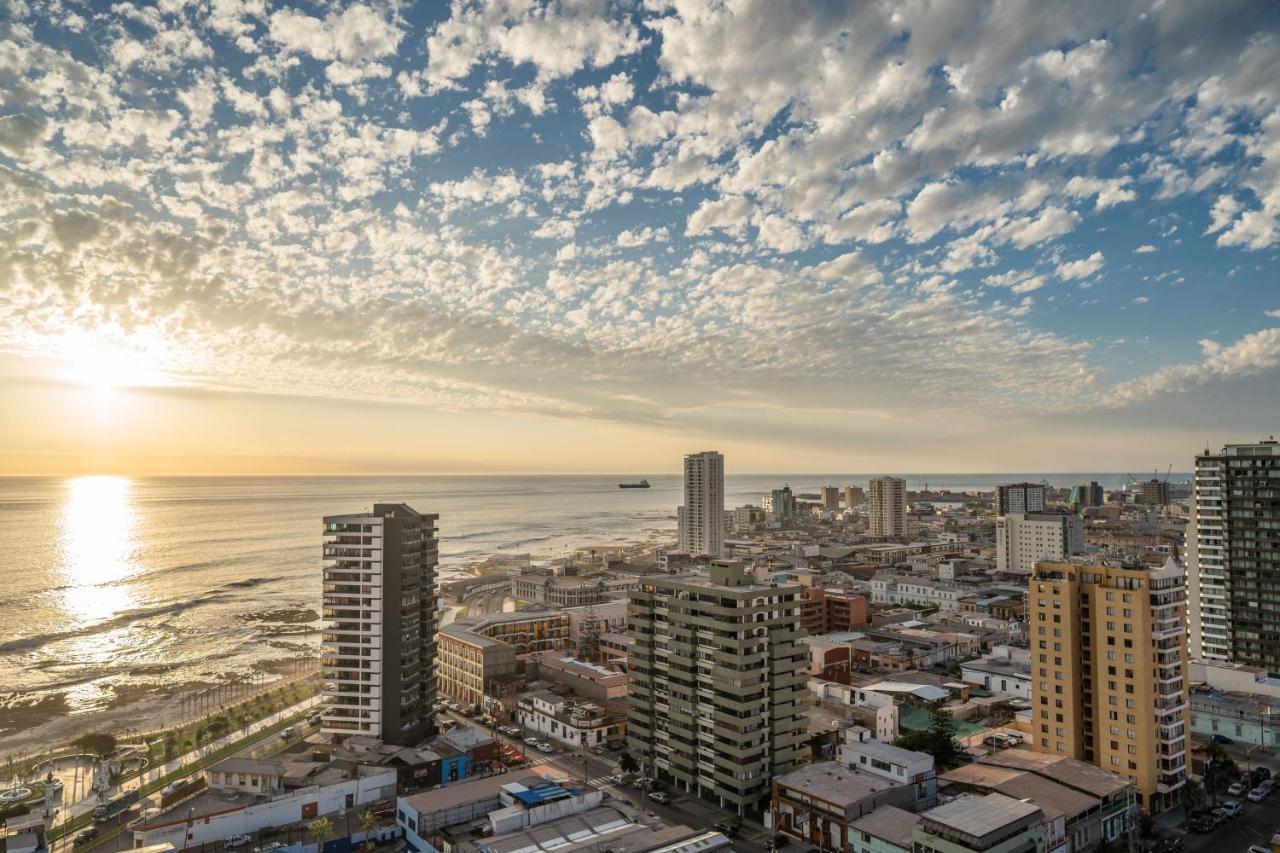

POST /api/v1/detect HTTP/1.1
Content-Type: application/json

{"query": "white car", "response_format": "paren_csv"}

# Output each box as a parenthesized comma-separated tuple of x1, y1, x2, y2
(1217, 800, 1243, 818)
(647, 791, 671, 804)
(225, 834, 251, 849)
(536, 743, 555, 753)
(1247, 786, 1269, 802)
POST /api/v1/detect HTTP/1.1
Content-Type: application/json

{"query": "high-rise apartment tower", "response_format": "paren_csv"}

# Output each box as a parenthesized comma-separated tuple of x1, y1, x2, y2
(1187, 440, 1280, 670)
(1029, 559, 1189, 813)
(627, 562, 807, 814)
(868, 476, 906, 536)
(996, 482, 1046, 515)
(677, 451, 725, 557)
(320, 503, 438, 745)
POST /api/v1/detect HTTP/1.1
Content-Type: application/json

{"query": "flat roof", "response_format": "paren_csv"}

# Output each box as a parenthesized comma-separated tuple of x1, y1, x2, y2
(207, 757, 284, 776)
(774, 762, 898, 807)
(922, 793, 1040, 839)
(844, 739, 931, 767)
(401, 766, 561, 815)
(849, 805, 921, 849)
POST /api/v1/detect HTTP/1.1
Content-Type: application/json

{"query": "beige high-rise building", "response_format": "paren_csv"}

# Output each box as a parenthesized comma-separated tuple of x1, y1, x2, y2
(867, 476, 905, 536)
(843, 485, 865, 508)
(819, 486, 840, 512)
(627, 561, 808, 814)
(1029, 558, 1189, 813)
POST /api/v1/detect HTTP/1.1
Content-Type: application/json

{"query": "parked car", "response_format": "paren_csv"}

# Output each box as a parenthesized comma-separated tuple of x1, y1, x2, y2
(637, 777, 657, 789)
(1217, 801, 1243, 819)
(1247, 786, 1270, 802)
(1211, 734, 1235, 745)
(772, 834, 792, 848)
(1248, 846, 1270, 853)
(447, 702, 462, 712)
(74, 828, 100, 846)
(1151, 838, 1184, 853)
(1228, 781, 1249, 797)
(714, 820, 739, 837)
(983, 735, 1010, 748)
(1254, 767, 1272, 781)
(606, 774, 626, 785)
(647, 791, 671, 804)
(536, 743, 555, 754)
(225, 834, 252, 849)
(252, 843, 287, 853)
(524, 736, 540, 745)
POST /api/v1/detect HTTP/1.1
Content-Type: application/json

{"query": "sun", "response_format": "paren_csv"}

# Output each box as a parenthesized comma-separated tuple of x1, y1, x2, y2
(52, 328, 170, 393)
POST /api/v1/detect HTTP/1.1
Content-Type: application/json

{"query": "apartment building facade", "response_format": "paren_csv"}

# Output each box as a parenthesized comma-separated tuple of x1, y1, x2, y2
(627, 562, 808, 814)
(994, 512, 1085, 575)
(801, 587, 869, 634)
(436, 623, 517, 708)
(320, 503, 438, 745)
(995, 482, 1045, 516)
(1187, 440, 1280, 671)
(678, 451, 725, 557)
(868, 477, 906, 537)
(1028, 558, 1190, 812)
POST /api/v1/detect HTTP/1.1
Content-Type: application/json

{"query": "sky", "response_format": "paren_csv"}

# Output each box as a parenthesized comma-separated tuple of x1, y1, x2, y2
(0, 0, 1278, 475)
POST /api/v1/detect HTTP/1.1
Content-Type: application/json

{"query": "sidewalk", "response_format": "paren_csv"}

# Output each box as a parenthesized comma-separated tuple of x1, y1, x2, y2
(54, 694, 321, 826)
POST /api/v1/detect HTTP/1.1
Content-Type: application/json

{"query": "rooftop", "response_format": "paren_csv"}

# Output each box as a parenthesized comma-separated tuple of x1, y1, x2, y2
(207, 757, 284, 776)
(849, 805, 921, 849)
(976, 751, 1130, 798)
(844, 739, 932, 767)
(921, 793, 1041, 840)
(401, 766, 562, 815)
(773, 761, 899, 807)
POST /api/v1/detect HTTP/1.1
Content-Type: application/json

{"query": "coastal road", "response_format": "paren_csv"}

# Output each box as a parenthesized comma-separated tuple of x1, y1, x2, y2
(49, 696, 321, 853)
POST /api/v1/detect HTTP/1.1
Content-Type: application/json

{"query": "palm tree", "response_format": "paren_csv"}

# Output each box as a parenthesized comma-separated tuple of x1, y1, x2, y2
(358, 809, 380, 850)
(308, 817, 335, 851)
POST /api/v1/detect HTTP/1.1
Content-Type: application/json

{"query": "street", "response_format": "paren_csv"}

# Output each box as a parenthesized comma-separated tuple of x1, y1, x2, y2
(439, 709, 776, 853)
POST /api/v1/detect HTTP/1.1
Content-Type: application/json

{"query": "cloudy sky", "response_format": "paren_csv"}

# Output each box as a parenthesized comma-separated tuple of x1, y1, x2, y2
(1, 0, 1278, 475)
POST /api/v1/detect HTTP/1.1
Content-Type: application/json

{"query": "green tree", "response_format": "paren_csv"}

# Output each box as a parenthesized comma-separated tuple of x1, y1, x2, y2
(308, 817, 335, 850)
(893, 709, 967, 769)
(74, 733, 118, 759)
(359, 810, 379, 851)
(619, 752, 639, 774)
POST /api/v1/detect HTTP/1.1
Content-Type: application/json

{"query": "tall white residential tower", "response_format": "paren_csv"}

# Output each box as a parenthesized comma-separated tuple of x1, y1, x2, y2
(320, 503, 438, 745)
(678, 451, 725, 557)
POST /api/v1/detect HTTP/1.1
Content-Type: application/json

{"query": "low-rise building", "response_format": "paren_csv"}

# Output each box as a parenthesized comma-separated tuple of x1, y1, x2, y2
(869, 574, 968, 609)
(525, 651, 630, 702)
(518, 689, 626, 748)
(205, 758, 285, 796)
(770, 762, 917, 851)
(840, 737, 936, 809)
(960, 653, 1033, 700)
(912, 793, 1043, 853)
(1190, 690, 1280, 746)
(849, 806, 920, 853)
(803, 587, 870, 634)
(511, 573, 638, 607)
(436, 623, 518, 707)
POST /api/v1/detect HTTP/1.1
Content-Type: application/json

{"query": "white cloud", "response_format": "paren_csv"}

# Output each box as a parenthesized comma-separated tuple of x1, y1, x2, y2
(616, 226, 669, 247)
(268, 5, 403, 62)
(1108, 328, 1280, 405)
(1134, 244, 1157, 254)
(1131, 296, 1149, 304)
(1056, 251, 1105, 281)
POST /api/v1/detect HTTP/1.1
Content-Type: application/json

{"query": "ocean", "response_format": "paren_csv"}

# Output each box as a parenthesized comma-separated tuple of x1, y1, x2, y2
(0, 472, 1179, 739)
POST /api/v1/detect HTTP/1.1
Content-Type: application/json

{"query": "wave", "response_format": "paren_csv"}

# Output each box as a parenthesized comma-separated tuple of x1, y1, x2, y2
(0, 596, 223, 655)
